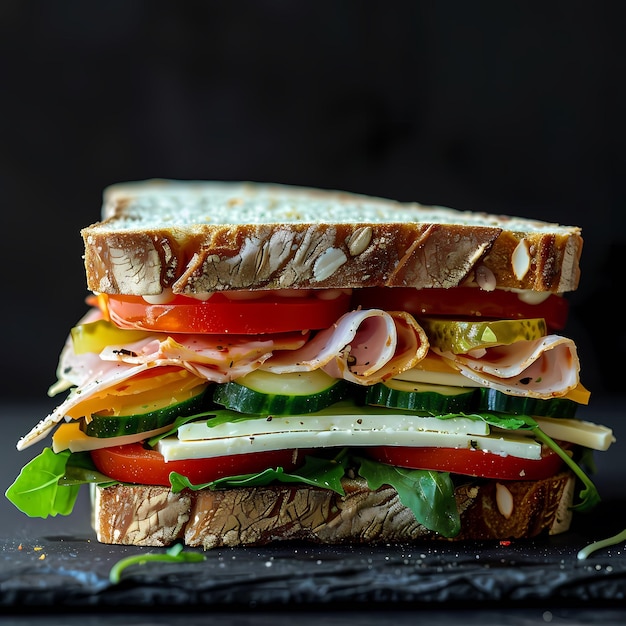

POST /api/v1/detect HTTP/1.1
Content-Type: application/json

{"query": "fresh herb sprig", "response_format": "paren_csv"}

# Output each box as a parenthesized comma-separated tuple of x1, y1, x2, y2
(109, 542, 206, 584)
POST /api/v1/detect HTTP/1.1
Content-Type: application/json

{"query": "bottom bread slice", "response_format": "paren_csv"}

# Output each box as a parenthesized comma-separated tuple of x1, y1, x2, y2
(91, 473, 575, 548)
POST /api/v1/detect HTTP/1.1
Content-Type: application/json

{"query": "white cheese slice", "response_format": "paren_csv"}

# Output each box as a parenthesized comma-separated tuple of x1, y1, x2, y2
(52, 421, 172, 453)
(157, 429, 541, 462)
(535, 417, 615, 451)
(177, 411, 490, 442)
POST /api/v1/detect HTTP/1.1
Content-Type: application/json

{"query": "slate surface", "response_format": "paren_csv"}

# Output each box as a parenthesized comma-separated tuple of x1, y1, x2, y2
(2, 499, 626, 612)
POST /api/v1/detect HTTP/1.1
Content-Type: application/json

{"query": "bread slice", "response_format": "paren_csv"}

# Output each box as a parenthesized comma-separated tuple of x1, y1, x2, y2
(81, 179, 582, 296)
(91, 472, 575, 548)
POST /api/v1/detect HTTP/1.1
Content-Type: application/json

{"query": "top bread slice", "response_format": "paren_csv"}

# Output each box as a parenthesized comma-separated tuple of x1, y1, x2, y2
(81, 179, 583, 296)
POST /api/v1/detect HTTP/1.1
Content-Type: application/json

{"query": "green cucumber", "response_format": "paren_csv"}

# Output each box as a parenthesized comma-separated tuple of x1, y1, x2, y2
(212, 369, 349, 415)
(475, 387, 579, 418)
(368, 380, 579, 418)
(365, 380, 476, 413)
(79, 386, 211, 438)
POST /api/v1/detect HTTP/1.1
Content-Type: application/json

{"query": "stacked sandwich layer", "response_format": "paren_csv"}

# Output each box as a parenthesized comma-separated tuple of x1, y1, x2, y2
(6, 180, 615, 547)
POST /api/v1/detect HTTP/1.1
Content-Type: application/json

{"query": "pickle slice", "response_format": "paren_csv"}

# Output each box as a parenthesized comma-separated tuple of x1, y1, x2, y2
(71, 319, 153, 354)
(419, 317, 547, 354)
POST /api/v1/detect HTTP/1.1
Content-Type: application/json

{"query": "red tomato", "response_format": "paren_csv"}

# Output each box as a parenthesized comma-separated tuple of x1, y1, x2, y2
(366, 445, 566, 481)
(101, 291, 352, 334)
(90, 443, 310, 486)
(351, 287, 570, 330)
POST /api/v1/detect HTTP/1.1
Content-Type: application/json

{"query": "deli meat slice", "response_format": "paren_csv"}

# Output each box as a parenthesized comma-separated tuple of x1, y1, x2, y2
(97, 333, 304, 381)
(434, 335, 580, 398)
(262, 309, 429, 384)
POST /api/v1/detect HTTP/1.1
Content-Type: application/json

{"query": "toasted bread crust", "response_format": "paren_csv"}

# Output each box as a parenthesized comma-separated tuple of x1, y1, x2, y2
(81, 181, 582, 295)
(92, 473, 575, 548)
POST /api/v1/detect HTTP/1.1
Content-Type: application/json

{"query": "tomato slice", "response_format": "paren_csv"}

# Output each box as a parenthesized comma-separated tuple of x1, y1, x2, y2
(366, 445, 566, 481)
(91, 443, 310, 486)
(101, 291, 352, 334)
(351, 287, 570, 330)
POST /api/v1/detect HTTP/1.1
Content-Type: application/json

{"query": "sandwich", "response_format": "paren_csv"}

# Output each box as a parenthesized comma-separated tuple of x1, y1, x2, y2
(6, 179, 615, 548)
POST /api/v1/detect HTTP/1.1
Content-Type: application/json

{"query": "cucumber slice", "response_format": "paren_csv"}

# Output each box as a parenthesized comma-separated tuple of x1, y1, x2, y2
(475, 387, 579, 418)
(365, 380, 476, 413)
(79, 385, 210, 438)
(420, 317, 547, 354)
(212, 369, 349, 415)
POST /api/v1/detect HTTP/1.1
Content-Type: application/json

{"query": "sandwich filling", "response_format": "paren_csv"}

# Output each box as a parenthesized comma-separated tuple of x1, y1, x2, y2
(7, 285, 614, 539)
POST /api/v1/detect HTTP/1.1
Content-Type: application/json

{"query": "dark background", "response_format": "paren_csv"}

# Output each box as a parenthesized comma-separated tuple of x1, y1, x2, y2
(1, 0, 625, 403)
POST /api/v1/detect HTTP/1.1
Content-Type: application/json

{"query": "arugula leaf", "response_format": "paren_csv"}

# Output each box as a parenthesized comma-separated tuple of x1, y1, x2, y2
(5, 448, 80, 518)
(169, 453, 347, 494)
(146, 411, 219, 447)
(357, 456, 460, 537)
(578, 446, 598, 475)
(109, 542, 205, 584)
(59, 451, 118, 487)
(472, 411, 536, 431)
(147, 407, 298, 448)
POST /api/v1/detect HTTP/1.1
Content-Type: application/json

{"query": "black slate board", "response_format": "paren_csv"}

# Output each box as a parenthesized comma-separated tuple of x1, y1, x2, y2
(2, 499, 626, 611)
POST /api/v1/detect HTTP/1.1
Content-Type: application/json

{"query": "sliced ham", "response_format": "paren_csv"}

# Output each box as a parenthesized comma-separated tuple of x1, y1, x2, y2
(260, 309, 428, 384)
(433, 335, 580, 398)
(261, 309, 394, 374)
(98, 332, 309, 380)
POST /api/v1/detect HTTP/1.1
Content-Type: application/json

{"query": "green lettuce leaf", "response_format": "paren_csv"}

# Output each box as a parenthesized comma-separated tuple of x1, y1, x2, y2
(59, 451, 118, 487)
(169, 452, 347, 494)
(146, 411, 220, 447)
(356, 455, 460, 537)
(5, 448, 80, 518)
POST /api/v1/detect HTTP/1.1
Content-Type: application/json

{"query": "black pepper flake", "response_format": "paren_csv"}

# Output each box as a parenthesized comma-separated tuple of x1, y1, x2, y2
(519, 377, 532, 385)
(112, 348, 138, 357)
